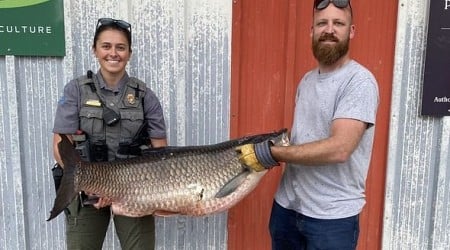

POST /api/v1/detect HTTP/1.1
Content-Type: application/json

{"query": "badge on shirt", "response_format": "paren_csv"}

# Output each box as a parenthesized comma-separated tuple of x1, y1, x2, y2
(127, 94, 136, 105)
(86, 99, 102, 107)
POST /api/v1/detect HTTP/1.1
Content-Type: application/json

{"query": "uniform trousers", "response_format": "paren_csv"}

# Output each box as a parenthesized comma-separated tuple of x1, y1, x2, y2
(65, 197, 155, 250)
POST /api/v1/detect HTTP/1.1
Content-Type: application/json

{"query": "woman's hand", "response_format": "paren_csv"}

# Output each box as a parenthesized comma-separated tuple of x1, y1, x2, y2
(93, 197, 112, 209)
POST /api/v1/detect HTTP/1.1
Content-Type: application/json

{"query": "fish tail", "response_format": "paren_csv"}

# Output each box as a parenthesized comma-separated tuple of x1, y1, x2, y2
(47, 134, 80, 221)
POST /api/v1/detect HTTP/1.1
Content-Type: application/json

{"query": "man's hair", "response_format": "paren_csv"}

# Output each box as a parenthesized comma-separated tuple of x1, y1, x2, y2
(313, 0, 353, 18)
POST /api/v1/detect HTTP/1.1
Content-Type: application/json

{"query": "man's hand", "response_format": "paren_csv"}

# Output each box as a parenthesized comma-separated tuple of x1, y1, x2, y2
(236, 144, 266, 172)
(236, 140, 279, 172)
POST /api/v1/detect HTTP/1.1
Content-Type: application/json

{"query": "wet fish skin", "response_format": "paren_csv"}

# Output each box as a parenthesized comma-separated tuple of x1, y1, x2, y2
(47, 129, 289, 221)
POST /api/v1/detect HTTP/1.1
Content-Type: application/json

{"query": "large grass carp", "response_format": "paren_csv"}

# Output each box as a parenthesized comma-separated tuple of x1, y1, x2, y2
(47, 129, 289, 221)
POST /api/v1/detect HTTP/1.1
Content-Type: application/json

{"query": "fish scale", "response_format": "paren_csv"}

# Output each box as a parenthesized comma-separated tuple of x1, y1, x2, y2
(47, 128, 289, 220)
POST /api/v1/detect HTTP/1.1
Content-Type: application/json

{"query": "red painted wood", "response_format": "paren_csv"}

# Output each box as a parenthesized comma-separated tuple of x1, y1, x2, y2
(228, 1, 397, 249)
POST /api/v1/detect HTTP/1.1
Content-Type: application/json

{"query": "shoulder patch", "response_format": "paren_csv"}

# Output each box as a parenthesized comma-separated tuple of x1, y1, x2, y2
(58, 95, 66, 105)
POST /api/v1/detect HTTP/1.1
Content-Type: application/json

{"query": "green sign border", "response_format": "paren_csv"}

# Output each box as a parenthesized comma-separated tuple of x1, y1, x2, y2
(0, 0, 65, 56)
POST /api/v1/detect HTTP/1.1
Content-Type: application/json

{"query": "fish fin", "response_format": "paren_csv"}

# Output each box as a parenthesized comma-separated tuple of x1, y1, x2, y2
(153, 210, 180, 217)
(47, 134, 80, 221)
(215, 170, 251, 198)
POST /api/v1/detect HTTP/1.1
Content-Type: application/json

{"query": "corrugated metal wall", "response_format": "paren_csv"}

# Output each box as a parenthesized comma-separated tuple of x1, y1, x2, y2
(383, 0, 450, 249)
(0, 0, 231, 249)
(228, 0, 297, 248)
(2, 0, 450, 249)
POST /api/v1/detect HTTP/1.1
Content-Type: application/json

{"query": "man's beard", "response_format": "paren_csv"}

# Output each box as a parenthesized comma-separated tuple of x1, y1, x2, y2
(312, 33, 349, 66)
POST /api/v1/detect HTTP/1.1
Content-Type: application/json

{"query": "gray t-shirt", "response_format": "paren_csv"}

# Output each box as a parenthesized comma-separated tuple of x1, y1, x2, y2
(275, 60, 379, 219)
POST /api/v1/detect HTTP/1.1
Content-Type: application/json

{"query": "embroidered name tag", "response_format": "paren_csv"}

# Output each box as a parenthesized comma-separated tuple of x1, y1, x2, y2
(85, 99, 102, 107)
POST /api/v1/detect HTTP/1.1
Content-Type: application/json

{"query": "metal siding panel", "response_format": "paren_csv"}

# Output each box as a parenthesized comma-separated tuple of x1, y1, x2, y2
(228, 0, 293, 248)
(16, 57, 65, 250)
(383, 0, 450, 249)
(432, 118, 450, 249)
(0, 56, 27, 249)
(0, 0, 231, 249)
(349, 2, 398, 249)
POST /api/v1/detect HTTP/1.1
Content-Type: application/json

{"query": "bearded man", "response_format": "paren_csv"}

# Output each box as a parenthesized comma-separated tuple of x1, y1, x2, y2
(236, 1, 380, 249)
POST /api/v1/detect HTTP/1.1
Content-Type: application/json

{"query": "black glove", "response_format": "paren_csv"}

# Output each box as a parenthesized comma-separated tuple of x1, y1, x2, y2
(254, 140, 278, 168)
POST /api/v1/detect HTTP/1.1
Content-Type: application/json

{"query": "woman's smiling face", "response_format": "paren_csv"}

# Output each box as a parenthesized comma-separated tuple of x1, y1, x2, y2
(93, 28, 131, 77)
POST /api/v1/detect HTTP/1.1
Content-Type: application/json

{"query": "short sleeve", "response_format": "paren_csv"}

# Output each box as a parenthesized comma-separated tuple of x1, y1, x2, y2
(143, 88, 167, 139)
(52, 79, 80, 134)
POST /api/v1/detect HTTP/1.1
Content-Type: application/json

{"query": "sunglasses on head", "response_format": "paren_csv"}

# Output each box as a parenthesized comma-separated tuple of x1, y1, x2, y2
(314, 0, 351, 10)
(96, 18, 132, 33)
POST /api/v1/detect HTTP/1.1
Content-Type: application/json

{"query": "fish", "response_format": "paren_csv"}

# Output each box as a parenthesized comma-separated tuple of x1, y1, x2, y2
(47, 129, 290, 221)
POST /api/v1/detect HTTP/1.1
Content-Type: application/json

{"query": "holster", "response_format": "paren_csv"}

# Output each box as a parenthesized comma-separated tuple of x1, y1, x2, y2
(117, 122, 150, 156)
(51, 163, 63, 192)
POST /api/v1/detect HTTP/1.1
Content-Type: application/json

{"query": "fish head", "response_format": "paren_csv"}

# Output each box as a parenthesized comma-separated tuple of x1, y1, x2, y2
(270, 129, 290, 147)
